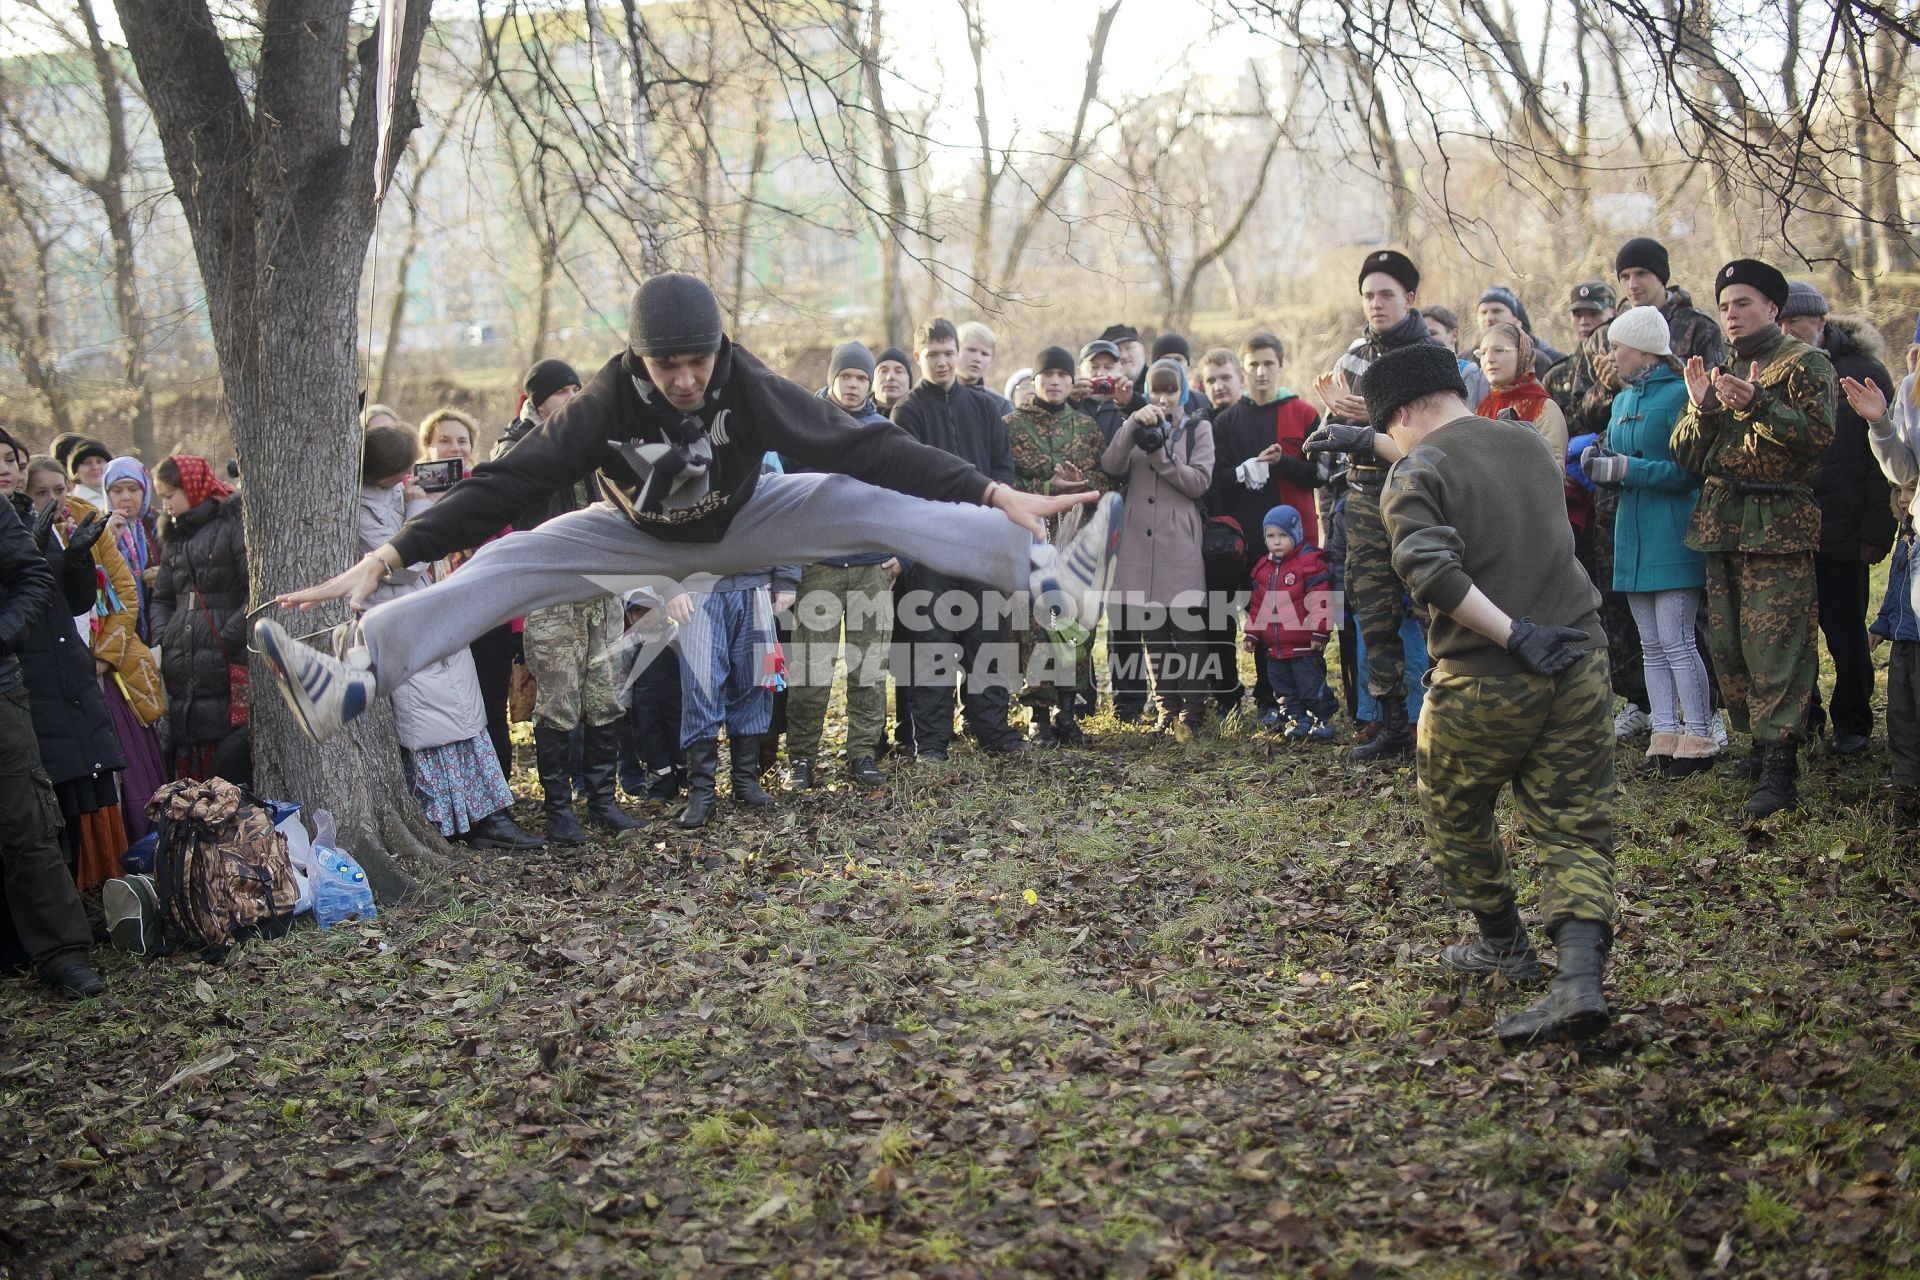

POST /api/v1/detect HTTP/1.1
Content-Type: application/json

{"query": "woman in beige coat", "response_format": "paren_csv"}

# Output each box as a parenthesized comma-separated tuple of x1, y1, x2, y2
(1100, 359, 1216, 736)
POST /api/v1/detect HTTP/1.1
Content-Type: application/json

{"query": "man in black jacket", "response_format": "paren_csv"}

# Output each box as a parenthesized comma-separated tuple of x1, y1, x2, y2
(891, 318, 1025, 758)
(260, 275, 1119, 748)
(0, 484, 105, 998)
(1782, 284, 1897, 755)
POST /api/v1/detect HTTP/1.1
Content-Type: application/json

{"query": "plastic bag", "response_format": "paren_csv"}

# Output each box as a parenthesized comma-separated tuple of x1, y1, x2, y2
(260, 798, 314, 916)
(306, 809, 377, 930)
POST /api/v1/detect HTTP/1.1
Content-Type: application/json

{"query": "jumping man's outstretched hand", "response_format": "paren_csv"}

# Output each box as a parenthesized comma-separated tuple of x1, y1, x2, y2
(990, 484, 1096, 539)
(276, 550, 392, 612)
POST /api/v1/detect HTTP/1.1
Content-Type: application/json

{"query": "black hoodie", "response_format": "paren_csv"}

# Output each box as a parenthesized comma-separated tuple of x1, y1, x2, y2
(389, 340, 991, 566)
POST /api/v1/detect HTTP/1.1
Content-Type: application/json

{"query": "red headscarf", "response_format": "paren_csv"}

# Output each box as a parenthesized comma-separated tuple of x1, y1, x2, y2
(167, 454, 233, 509)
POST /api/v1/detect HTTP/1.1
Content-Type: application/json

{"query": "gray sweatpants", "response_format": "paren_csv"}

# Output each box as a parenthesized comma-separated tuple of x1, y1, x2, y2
(359, 472, 1032, 696)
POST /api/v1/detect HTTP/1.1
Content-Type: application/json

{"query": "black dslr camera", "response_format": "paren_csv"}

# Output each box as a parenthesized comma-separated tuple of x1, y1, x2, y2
(1133, 419, 1170, 452)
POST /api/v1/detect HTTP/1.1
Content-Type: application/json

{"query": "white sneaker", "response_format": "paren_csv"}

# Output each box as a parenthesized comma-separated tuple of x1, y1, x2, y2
(1710, 711, 1729, 750)
(254, 618, 375, 743)
(1613, 705, 1650, 740)
(1030, 492, 1124, 636)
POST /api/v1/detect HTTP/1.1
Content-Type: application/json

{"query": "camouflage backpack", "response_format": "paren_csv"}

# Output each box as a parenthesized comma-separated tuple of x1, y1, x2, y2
(147, 778, 300, 954)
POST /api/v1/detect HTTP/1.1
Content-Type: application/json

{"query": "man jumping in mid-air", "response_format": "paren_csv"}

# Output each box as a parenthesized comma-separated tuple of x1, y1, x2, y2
(256, 273, 1122, 745)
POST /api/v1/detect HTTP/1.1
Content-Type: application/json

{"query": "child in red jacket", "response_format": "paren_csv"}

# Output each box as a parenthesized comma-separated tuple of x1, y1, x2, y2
(1246, 504, 1338, 740)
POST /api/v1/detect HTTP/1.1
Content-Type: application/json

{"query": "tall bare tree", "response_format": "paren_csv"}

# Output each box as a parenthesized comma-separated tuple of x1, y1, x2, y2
(0, 132, 77, 438)
(112, 0, 438, 899)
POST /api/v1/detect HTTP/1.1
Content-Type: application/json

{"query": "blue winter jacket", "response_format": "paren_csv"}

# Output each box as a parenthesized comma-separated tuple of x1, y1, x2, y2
(1605, 365, 1704, 593)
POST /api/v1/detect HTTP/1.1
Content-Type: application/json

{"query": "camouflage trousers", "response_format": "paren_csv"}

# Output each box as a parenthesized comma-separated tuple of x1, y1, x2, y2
(784, 562, 894, 763)
(1416, 648, 1616, 929)
(1345, 483, 1408, 699)
(523, 598, 624, 731)
(1702, 550, 1817, 745)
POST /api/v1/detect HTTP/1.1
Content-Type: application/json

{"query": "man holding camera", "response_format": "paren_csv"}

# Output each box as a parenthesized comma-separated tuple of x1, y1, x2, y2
(490, 358, 645, 843)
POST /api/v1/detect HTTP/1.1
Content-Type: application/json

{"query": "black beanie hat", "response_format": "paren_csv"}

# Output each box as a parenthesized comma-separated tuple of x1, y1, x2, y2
(627, 272, 724, 358)
(67, 438, 112, 472)
(1614, 237, 1671, 285)
(875, 346, 911, 373)
(1715, 258, 1790, 313)
(1358, 249, 1420, 294)
(523, 358, 581, 406)
(1357, 343, 1469, 430)
(1099, 323, 1140, 345)
(1151, 332, 1190, 362)
(829, 341, 876, 381)
(1036, 345, 1076, 376)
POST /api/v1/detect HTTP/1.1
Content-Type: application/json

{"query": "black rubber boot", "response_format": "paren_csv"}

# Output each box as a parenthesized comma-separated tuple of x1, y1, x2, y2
(1495, 919, 1611, 1044)
(458, 809, 546, 850)
(583, 721, 646, 832)
(676, 739, 720, 830)
(729, 735, 777, 808)
(1745, 741, 1800, 818)
(534, 725, 589, 846)
(1349, 697, 1413, 763)
(1439, 906, 1543, 983)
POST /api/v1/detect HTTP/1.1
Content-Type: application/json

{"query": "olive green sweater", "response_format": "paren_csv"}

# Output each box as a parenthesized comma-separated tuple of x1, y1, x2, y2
(1380, 416, 1603, 676)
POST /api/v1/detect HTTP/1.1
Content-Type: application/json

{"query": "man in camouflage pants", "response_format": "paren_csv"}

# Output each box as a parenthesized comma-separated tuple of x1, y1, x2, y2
(1318, 341, 1615, 1044)
(1313, 249, 1444, 762)
(1007, 345, 1105, 743)
(495, 358, 646, 844)
(1667, 258, 1836, 817)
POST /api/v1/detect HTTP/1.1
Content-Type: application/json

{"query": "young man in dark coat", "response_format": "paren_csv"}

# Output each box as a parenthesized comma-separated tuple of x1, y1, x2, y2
(1310, 249, 1443, 762)
(0, 487, 106, 998)
(1780, 282, 1897, 757)
(258, 275, 1120, 751)
(891, 318, 1025, 759)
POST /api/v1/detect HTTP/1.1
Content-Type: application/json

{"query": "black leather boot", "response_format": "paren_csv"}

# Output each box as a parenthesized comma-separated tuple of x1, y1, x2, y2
(458, 809, 545, 850)
(534, 725, 589, 845)
(1732, 742, 1767, 780)
(1349, 697, 1413, 763)
(1439, 905, 1543, 983)
(1745, 741, 1800, 818)
(676, 739, 720, 830)
(1495, 919, 1611, 1044)
(583, 721, 646, 832)
(729, 735, 777, 808)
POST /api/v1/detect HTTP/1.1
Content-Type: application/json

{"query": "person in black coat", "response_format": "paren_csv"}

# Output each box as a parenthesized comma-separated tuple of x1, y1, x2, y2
(1781, 287, 1897, 754)
(150, 456, 250, 778)
(891, 317, 1024, 758)
(9, 481, 128, 881)
(0, 441, 106, 997)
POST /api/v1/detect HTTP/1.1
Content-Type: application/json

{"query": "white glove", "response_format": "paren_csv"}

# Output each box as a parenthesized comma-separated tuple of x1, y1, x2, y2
(1234, 458, 1271, 490)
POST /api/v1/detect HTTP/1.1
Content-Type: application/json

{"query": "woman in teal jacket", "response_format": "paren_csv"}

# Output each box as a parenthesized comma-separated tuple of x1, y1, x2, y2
(1579, 306, 1712, 775)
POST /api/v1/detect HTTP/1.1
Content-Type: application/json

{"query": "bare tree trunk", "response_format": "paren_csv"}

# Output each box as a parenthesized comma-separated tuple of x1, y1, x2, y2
(1868, 24, 1917, 273)
(961, 0, 1001, 295)
(730, 100, 771, 336)
(0, 139, 78, 437)
(114, 0, 441, 903)
(857, 0, 911, 344)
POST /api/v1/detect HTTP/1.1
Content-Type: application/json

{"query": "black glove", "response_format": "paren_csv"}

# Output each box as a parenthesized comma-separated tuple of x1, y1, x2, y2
(1304, 421, 1376, 456)
(65, 513, 109, 561)
(29, 500, 59, 552)
(1505, 617, 1589, 677)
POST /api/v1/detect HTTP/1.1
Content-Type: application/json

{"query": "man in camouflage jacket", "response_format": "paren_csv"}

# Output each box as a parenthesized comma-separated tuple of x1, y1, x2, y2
(1666, 258, 1835, 817)
(1006, 346, 1105, 742)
